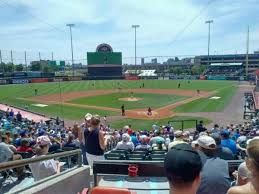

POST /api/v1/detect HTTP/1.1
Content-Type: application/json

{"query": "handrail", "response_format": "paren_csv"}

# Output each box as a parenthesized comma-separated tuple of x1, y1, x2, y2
(0, 149, 82, 171)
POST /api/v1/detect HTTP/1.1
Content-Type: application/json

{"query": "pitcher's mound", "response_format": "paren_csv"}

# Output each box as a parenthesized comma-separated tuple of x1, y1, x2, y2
(119, 97, 143, 102)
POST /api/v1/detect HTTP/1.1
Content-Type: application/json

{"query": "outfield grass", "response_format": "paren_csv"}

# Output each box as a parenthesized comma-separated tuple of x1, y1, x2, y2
(173, 85, 237, 112)
(70, 92, 188, 109)
(109, 116, 211, 130)
(0, 80, 237, 120)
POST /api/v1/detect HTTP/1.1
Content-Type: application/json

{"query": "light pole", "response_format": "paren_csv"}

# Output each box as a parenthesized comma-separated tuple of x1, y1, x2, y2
(66, 24, 75, 76)
(205, 20, 213, 65)
(132, 25, 140, 66)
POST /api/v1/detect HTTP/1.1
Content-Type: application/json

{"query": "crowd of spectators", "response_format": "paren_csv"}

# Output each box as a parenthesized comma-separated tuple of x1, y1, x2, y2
(1, 107, 259, 194)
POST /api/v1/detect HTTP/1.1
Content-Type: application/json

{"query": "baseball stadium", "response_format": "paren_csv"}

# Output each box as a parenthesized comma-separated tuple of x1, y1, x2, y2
(1, 1, 259, 194)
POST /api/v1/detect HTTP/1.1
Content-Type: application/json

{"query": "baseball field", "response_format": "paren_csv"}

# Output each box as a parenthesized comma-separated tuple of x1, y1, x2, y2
(0, 80, 238, 129)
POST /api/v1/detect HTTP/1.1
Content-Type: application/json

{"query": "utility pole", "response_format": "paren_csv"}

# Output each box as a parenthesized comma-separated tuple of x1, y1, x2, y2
(0, 50, 3, 73)
(132, 25, 140, 66)
(66, 24, 75, 76)
(25, 51, 27, 72)
(39, 52, 41, 61)
(246, 26, 250, 78)
(205, 20, 213, 65)
(51, 52, 54, 61)
(10, 50, 14, 72)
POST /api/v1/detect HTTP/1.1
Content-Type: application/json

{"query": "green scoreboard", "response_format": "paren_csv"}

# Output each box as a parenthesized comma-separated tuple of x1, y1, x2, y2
(87, 43, 122, 79)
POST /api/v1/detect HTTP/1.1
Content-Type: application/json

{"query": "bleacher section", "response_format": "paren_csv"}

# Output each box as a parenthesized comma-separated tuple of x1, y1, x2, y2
(204, 63, 244, 76)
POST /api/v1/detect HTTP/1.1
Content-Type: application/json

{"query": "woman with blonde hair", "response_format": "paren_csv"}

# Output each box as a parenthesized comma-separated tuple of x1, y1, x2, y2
(227, 137, 259, 194)
(84, 115, 107, 168)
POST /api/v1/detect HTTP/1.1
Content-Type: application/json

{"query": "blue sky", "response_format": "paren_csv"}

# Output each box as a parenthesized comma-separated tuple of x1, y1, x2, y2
(0, 0, 259, 64)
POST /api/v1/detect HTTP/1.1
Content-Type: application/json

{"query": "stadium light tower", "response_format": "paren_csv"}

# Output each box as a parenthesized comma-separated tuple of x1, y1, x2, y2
(132, 25, 140, 66)
(66, 24, 75, 76)
(205, 20, 213, 65)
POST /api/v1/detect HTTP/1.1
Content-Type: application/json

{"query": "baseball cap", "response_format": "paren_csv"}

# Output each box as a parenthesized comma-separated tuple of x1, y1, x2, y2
(198, 135, 216, 149)
(36, 136, 52, 146)
(84, 113, 92, 121)
(20, 130, 27, 137)
(38, 130, 46, 137)
(164, 143, 202, 183)
(220, 130, 230, 138)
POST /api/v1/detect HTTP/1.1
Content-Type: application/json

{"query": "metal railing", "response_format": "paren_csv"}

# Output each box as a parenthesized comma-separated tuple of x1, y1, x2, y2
(0, 149, 82, 172)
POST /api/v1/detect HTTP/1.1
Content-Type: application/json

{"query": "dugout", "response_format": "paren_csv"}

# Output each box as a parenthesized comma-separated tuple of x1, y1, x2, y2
(87, 43, 123, 80)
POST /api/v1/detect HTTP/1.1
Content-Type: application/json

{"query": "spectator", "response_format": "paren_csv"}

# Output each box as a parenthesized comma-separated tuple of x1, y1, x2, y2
(153, 139, 167, 151)
(0, 135, 25, 179)
(17, 138, 33, 152)
(227, 138, 259, 194)
(164, 143, 202, 194)
(221, 130, 238, 155)
(211, 133, 234, 160)
(84, 115, 107, 168)
(233, 162, 251, 186)
(197, 135, 231, 194)
(64, 134, 77, 148)
(168, 130, 186, 150)
(16, 111, 22, 122)
(210, 124, 220, 134)
(115, 133, 134, 151)
(130, 132, 140, 146)
(196, 121, 207, 133)
(135, 136, 151, 151)
(149, 131, 165, 146)
(29, 136, 61, 181)
(81, 113, 92, 165)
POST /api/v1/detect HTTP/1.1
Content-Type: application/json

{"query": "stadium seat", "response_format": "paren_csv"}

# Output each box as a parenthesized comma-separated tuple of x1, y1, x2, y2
(148, 154, 165, 161)
(104, 153, 125, 160)
(91, 186, 136, 194)
(151, 150, 166, 155)
(127, 154, 145, 160)
(131, 150, 147, 155)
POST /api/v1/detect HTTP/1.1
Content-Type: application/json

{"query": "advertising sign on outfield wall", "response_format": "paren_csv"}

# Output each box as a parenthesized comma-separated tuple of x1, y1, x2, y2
(0, 80, 7, 84)
(125, 76, 139, 80)
(12, 79, 29, 84)
(53, 78, 64, 82)
(31, 78, 49, 83)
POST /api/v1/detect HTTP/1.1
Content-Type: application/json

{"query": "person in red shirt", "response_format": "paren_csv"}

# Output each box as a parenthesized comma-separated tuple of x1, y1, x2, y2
(17, 139, 32, 152)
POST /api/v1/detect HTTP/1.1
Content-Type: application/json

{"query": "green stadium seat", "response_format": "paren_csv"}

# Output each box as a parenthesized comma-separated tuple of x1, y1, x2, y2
(127, 154, 145, 160)
(148, 154, 166, 161)
(104, 153, 125, 160)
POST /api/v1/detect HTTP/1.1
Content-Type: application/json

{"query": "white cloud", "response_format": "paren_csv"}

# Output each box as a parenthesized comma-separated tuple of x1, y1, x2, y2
(0, 0, 258, 64)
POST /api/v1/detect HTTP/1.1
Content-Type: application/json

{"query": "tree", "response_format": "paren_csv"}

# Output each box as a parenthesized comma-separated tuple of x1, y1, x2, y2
(30, 63, 41, 71)
(15, 64, 24, 72)
(42, 65, 51, 73)
(191, 65, 206, 75)
(169, 67, 183, 75)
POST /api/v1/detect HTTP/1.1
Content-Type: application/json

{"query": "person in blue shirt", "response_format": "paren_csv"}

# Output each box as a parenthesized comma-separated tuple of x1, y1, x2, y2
(221, 130, 237, 155)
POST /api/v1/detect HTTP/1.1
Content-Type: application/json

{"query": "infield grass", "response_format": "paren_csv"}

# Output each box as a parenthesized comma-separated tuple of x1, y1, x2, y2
(70, 92, 188, 109)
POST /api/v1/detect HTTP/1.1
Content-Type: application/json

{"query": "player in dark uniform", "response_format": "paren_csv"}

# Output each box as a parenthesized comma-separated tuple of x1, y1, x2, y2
(34, 89, 38, 96)
(197, 89, 200, 95)
(147, 107, 152, 116)
(121, 104, 125, 116)
(142, 83, 145, 88)
(178, 83, 181, 88)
